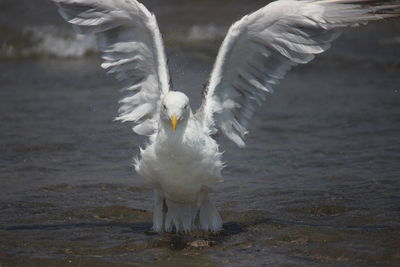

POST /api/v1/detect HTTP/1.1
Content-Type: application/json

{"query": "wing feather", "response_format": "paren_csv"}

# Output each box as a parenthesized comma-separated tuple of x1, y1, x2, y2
(53, 0, 170, 136)
(198, 0, 400, 147)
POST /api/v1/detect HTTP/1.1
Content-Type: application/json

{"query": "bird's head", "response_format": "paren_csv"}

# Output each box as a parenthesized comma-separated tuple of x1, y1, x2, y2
(161, 91, 191, 132)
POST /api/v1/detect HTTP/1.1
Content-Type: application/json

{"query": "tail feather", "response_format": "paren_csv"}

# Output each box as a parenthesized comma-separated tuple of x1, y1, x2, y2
(199, 192, 223, 232)
(152, 190, 222, 232)
(164, 199, 198, 232)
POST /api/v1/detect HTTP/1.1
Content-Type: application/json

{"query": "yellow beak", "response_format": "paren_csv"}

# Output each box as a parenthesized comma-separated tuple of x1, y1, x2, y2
(171, 115, 177, 132)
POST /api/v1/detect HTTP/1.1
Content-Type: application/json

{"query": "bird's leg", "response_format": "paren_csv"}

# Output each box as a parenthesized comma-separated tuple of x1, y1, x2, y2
(186, 191, 217, 248)
(152, 189, 166, 232)
(162, 198, 168, 232)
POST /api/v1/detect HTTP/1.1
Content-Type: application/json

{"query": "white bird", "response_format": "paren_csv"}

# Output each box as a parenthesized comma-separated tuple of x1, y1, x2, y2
(52, 0, 400, 232)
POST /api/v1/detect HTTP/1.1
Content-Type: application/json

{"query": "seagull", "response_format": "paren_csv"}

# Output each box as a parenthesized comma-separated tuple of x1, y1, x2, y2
(52, 0, 400, 233)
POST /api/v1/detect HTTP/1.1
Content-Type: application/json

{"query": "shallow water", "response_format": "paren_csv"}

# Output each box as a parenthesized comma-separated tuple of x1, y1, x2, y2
(1, 0, 400, 266)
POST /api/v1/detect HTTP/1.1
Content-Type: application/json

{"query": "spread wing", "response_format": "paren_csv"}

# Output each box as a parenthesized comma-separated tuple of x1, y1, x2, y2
(198, 0, 400, 147)
(53, 0, 170, 135)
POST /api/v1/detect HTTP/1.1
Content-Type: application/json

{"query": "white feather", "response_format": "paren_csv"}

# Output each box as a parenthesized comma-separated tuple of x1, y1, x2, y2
(53, 0, 170, 136)
(199, 0, 400, 147)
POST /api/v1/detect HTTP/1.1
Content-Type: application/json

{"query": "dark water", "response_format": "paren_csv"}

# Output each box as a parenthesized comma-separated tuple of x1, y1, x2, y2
(1, 0, 400, 266)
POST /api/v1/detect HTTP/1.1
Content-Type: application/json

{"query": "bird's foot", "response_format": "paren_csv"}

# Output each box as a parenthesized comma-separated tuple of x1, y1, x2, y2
(188, 239, 216, 248)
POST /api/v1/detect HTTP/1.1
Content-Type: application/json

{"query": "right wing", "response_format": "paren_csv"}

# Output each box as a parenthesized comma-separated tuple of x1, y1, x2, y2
(198, 0, 400, 147)
(53, 0, 170, 135)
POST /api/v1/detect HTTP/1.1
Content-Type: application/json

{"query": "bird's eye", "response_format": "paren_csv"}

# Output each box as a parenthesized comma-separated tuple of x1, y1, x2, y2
(184, 104, 188, 109)
(163, 104, 167, 110)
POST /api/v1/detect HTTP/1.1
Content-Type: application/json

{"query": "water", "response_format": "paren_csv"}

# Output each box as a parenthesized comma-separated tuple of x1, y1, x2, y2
(1, 0, 400, 266)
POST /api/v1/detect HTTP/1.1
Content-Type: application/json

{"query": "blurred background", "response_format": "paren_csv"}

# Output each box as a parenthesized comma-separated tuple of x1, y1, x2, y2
(1, 0, 400, 266)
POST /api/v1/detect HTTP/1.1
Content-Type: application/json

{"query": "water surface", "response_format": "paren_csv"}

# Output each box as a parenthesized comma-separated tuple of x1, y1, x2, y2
(1, 0, 400, 266)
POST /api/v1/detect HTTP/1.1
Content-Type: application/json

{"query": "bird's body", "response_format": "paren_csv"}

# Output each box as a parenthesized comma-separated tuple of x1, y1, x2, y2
(135, 91, 224, 231)
(52, 0, 400, 232)
(138, 119, 222, 204)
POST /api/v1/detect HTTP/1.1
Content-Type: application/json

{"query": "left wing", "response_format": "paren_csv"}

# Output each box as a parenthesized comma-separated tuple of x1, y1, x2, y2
(53, 0, 170, 135)
(197, 0, 400, 147)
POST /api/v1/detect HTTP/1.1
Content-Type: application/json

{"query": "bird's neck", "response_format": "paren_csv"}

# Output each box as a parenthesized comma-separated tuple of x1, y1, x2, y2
(158, 114, 191, 145)
(155, 112, 204, 158)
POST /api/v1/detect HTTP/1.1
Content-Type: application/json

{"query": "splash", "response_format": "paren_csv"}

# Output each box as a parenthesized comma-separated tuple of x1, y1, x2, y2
(187, 24, 226, 42)
(27, 26, 97, 58)
(0, 25, 97, 59)
(165, 24, 227, 44)
(0, 24, 227, 60)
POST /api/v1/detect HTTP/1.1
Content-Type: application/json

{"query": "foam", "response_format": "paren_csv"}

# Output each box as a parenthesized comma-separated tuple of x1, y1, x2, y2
(0, 25, 96, 59)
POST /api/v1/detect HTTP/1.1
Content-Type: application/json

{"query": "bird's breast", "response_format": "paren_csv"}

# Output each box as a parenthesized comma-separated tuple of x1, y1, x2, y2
(136, 129, 223, 202)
